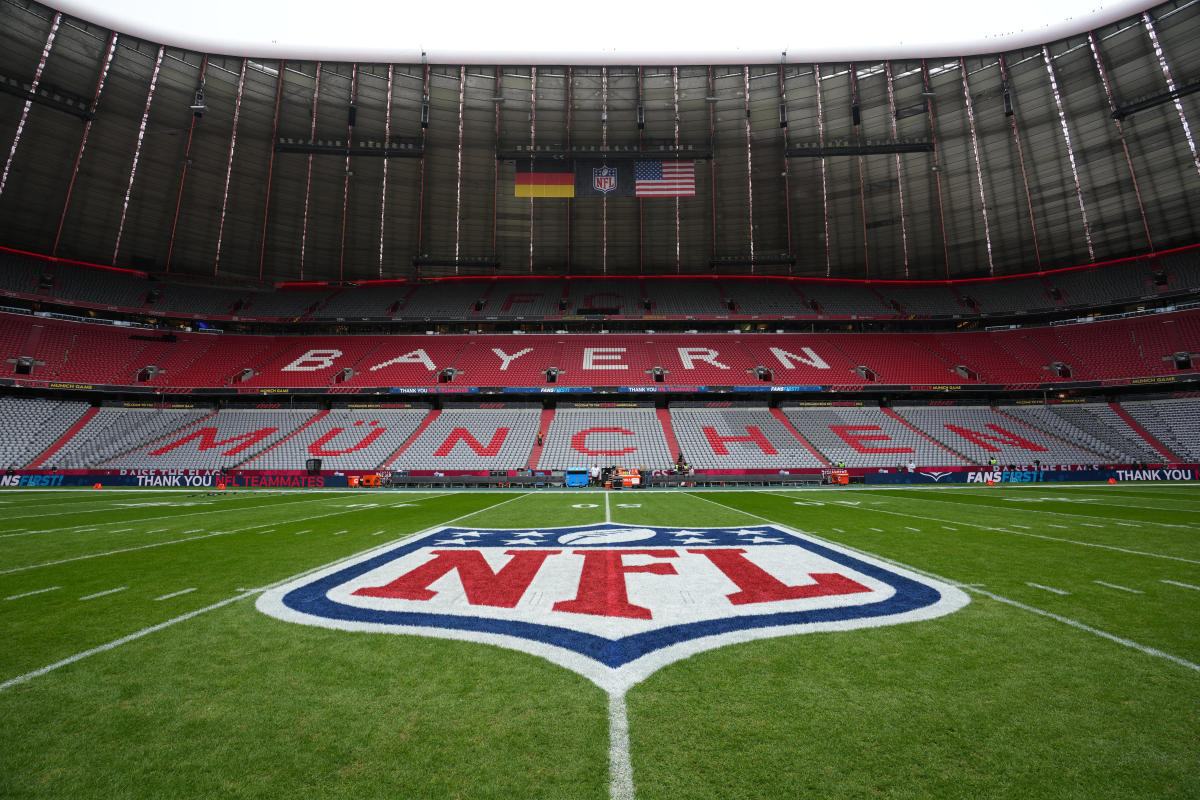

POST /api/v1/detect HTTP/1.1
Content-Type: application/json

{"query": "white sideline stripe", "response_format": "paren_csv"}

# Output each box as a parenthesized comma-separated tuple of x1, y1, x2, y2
(5, 586, 60, 601)
(1163, 580, 1200, 592)
(1027, 582, 1070, 595)
(609, 691, 635, 800)
(0, 492, 523, 695)
(79, 586, 126, 601)
(688, 493, 1200, 676)
(154, 588, 196, 601)
(1094, 580, 1143, 594)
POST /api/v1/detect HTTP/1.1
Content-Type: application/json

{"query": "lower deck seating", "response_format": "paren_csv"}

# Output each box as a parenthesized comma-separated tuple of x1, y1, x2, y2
(389, 408, 541, 471)
(242, 409, 430, 470)
(891, 405, 1102, 467)
(1118, 398, 1200, 462)
(670, 407, 825, 469)
(784, 406, 972, 467)
(538, 408, 672, 470)
(0, 396, 90, 467)
(102, 409, 319, 470)
(43, 406, 213, 468)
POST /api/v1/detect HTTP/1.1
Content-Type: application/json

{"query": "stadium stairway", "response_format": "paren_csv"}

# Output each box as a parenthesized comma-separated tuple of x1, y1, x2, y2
(28, 406, 98, 467)
(383, 409, 442, 468)
(656, 408, 681, 464)
(237, 410, 330, 467)
(880, 407, 980, 465)
(1109, 401, 1182, 461)
(527, 408, 555, 469)
(769, 408, 831, 466)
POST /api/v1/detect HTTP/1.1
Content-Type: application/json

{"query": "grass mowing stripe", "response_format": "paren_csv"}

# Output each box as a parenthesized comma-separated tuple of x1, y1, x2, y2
(153, 588, 196, 601)
(0, 492, 522, 695)
(687, 492, 1200, 676)
(885, 490, 1194, 528)
(4, 586, 59, 601)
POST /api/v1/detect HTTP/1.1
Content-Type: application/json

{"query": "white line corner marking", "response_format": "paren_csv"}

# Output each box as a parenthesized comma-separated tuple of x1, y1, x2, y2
(256, 522, 969, 693)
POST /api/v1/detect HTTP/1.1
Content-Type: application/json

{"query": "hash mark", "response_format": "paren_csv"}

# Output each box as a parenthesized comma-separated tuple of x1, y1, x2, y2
(154, 588, 196, 601)
(1094, 580, 1143, 594)
(5, 586, 60, 601)
(80, 587, 127, 601)
(1026, 582, 1070, 596)
(1162, 580, 1200, 592)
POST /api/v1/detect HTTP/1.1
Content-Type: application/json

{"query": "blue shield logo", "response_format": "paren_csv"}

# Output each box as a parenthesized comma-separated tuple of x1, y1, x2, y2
(593, 165, 617, 194)
(258, 523, 969, 691)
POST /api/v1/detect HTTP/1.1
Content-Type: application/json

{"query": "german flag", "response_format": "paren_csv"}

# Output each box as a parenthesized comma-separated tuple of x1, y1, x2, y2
(515, 164, 574, 198)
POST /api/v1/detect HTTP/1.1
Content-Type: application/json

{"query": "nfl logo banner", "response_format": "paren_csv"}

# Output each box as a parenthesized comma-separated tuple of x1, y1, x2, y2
(593, 165, 617, 194)
(573, 161, 635, 198)
(258, 522, 968, 692)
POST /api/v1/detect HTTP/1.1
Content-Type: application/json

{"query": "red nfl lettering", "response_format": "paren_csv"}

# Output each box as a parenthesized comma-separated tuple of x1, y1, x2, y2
(552, 549, 679, 620)
(353, 549, 560, 607)
(689, 548, 870, 605)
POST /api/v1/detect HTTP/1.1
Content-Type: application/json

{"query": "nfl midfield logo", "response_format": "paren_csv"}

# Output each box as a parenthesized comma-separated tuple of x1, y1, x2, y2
(593, 165, 617, 194)
(258, 523, 968, 691)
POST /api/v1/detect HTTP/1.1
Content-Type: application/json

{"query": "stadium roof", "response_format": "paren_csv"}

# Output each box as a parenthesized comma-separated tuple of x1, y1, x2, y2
(51, 0, 1156, 65)
(0, 0, 1197, 284)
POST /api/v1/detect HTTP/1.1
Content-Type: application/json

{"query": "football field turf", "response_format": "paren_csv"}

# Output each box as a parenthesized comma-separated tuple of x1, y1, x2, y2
(2, 484, 1198, 799)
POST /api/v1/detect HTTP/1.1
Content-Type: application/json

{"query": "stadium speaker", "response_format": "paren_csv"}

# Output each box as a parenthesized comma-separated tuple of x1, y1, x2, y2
(306, 458, 322, 475)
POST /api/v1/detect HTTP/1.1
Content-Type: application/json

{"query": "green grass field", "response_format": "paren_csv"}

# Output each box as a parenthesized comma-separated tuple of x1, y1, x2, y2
(2, 484, 1199, 799)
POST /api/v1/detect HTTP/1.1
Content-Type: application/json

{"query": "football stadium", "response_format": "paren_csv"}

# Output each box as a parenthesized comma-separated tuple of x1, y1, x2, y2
(1, 0, 1199, 796)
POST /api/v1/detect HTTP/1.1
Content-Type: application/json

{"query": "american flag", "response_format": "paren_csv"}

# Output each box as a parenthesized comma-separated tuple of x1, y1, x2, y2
(635, 160, 695, 197)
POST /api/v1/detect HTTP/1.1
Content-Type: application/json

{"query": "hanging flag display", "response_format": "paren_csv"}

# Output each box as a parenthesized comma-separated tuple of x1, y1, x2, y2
(635, 160, 696, 197)
(514, 160, 695, 198)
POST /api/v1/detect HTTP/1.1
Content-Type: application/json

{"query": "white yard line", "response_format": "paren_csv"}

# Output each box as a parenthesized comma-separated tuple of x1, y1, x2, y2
(0, 492, 526, 695)
(154, 588, 197, 601)
(4, 586, 60, 601)
(1094, 580, 1144, 594)
(688, 493, 1200, 676)
(1163, 580, 1200, 592)
(904, 527, 921, 532)
(79, 587, 127, 601)
(1026, 582, 1070, 596)
(0, 497, 465, 576)
(764, 496, 1200, 567)
(609, 691, 636, 800)
(605, 493, 612, 523)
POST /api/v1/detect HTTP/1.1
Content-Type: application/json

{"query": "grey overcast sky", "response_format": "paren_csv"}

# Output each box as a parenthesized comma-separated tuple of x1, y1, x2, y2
(54, 0, 1154, 63)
